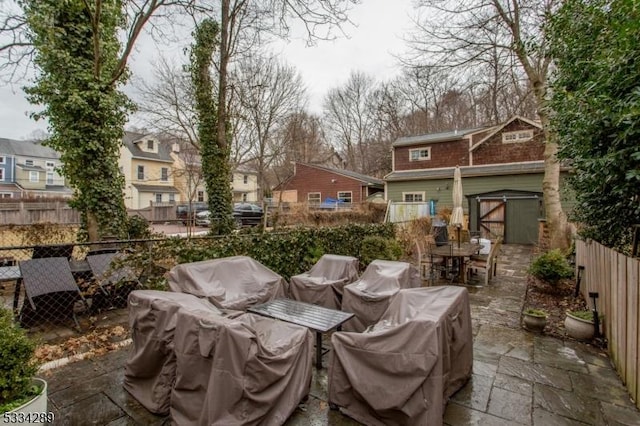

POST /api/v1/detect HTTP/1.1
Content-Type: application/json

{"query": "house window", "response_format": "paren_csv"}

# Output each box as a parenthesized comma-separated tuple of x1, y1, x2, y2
(197, 191, 204, 202)
(29, 171, 39, 182)
(502, 129, 534, 143)
(409, 147, 431, 161)
(46, 161, 55, 170)
(25, 159, 34, 166)
(147, 140, 154, 150)
(155, 193, 162, 203)
(0, 193, 11, 198)
(161, 167, 168, 181)
(242, 193, 247, 202)
(137, 165, 144, 180)
(337, 191, 352, 203)
(46, 172, 54, 185)
(243, 175, 248, 184)
(403, 192, 425, 202)
(0, 156, 5, 164)
(169, 193, 175, 203)
(0, 169, 4, 180)
(308, 192, 321, 204)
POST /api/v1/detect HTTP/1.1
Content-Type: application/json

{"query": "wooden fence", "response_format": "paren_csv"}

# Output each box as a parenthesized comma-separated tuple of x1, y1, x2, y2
(576, 239, 640, 408)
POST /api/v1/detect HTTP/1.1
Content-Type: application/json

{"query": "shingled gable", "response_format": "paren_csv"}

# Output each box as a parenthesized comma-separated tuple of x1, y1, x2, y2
(470, 115, 542, 152)
(296, 163, 384, 187)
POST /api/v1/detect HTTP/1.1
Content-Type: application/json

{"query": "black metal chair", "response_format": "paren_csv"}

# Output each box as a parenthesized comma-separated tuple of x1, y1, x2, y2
(18, 257, 87, 329)
(32, 244, 74, 260)
(86, 252, 140, 311)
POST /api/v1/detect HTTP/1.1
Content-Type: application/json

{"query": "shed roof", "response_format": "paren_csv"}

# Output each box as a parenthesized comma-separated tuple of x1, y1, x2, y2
(385, 161, 555, 181)
(298, 163, 384, 186)
(392, 127, 489, 148)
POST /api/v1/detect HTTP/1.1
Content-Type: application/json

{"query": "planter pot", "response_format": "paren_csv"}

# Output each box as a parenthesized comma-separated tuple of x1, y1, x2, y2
(564, 313, 596, 340)
(1, 378, 48, 425)
(523, 314, 547, 333)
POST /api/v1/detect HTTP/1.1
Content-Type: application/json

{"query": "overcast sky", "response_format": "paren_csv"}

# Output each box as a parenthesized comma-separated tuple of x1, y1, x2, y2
(0, 0, 415, 140)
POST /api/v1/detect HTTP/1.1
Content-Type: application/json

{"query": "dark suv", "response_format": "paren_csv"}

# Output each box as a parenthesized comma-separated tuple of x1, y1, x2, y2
(176, 203, 208, 225)
(232, 203, 264, 227)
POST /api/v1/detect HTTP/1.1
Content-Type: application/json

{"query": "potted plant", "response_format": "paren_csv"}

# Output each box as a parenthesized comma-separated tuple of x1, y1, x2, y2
(0, 308, 47, 424)
(522, 308, 547, 333)
(565, 310, 600, 340)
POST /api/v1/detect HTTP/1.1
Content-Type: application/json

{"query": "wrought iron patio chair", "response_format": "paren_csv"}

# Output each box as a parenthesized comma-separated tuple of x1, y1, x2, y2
(18, 257, 88, 329)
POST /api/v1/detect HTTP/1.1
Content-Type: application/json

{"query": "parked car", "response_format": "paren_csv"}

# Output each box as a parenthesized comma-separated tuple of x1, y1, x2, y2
(176, 203, 208, 225)
(194, 203, 264, 228)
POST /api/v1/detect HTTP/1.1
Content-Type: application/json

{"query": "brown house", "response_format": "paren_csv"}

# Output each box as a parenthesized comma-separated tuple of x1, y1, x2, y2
(386, 116, 572, 244)
(273, 163, 384, 204)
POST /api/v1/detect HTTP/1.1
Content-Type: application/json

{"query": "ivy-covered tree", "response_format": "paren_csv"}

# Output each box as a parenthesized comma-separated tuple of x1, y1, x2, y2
(22, 0, 133, 241)
(549, 0, 640, 251)
(190, 19, 234, 235)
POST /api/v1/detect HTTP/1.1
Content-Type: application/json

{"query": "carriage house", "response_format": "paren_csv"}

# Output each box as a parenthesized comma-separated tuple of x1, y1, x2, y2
(384, 116, 573, 244)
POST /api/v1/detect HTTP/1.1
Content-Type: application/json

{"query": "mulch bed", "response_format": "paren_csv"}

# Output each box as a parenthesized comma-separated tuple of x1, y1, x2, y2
(524, 275, 603, 344)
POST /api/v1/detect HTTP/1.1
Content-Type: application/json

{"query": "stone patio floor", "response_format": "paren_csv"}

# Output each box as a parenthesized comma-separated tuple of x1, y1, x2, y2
(39, 244, 640, 425)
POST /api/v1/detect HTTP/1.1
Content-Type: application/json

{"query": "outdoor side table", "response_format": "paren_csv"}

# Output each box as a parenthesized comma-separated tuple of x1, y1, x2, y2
(248, 298, 354, 368)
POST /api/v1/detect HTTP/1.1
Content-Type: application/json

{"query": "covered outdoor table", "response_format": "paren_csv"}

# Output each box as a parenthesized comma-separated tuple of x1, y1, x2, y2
(123, 290, 226, 415)
(341, 259, 421, 332)
(329, 286, 473, 426)
(171, 309, 314, 426)
(289, 254, 359, 309)
(166, 255, 287, 310)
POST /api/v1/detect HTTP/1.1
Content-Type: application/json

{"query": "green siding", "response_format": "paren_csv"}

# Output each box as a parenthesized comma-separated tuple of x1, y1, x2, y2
(386, 172, 575, 214)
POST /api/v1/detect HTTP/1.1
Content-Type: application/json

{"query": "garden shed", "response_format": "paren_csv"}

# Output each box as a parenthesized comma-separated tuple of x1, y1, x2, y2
(467, 189, 542, 244)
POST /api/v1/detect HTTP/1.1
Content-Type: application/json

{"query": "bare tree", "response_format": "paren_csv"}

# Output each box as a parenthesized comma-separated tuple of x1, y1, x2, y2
(233, 53, 306, 200)
(406, 0, 569, 249)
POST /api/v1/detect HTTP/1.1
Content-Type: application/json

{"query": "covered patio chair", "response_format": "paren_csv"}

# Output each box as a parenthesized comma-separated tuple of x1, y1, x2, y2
(329, 286, 473, 425)
(123, 290, 227, 415)
(166, 256, 287, 311)
(170, 310, 313, 426)
(18, 257, 87, 329)
(341, 260, 421, 332)
(289, 254, 359, 309)
(86, 252, 140, 311)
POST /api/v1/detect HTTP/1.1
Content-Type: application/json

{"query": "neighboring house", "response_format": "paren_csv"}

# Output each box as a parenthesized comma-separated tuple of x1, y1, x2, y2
(273, 162, 384, 204)
(0, 138, 71, 199)
(231, 168, 259, 203)
(385, 116, 572, 244)
(119, 132, 180, 209)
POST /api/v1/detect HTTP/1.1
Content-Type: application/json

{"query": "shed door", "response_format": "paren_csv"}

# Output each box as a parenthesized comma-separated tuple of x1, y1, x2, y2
(479, 200, 505, 239)
(506, 199, 540, 244)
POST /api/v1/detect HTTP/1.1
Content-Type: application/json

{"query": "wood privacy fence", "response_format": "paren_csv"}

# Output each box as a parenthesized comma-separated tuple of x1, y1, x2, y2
(576, 239, 640, 408)
(0, 201, 177, 224)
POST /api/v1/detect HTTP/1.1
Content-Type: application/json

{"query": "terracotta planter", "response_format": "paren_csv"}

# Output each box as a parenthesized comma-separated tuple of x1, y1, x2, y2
(1, 378, 48, 425)
(564, 313, 596, 340)
(523, 313, 547, 333)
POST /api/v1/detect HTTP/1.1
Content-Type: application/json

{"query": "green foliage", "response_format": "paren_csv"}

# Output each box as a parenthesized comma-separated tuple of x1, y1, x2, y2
(568, 310, 594, 322)
(189, 19, 234, 235)
(125, 216, 151, 240)
(0, 309, 39, 413)
(22, 0, 131, 241)
(524, 308, 547, 318)
(125, 223, 396, 281)
(359, 236, 403, 267)
(548, 0, 640, 251)
(528, 249, 574, 285)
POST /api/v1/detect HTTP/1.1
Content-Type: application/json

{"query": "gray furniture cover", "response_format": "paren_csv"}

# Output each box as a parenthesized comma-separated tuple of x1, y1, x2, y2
(171, 309, 314, 426)
(289, 254, 359, 309)
(341, 260, 421, 332)
(123, 290, 225, 415)
(329, 286, 473, 426)
(166, 255, 287, 310)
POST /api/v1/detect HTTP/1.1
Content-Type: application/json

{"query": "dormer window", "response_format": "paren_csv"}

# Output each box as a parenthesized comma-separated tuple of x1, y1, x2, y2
(25, 159, 34, 166)
(502, 129, 534, 143)
(409, 147, 431, 162)
(147, 140, 154, 150)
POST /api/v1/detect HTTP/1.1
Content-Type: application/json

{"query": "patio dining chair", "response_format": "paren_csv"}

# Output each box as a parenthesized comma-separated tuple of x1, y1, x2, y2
(467, 236, 503, 285)
(86, 252, 140, 311)
(18, 257, 88, 329)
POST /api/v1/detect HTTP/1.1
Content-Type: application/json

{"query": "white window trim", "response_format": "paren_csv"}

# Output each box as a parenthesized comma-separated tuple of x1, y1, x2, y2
(155, 193, 162, 203)
(502, 129, 534, 143)
(402, 191, 425, 202)
(161, 167, 169, 181)
(0, 192, 12, 198)
(337, 191, 352, 203)
(29, 171, 39, 182)
(25, 159, 34, 166)
(409, 147, 431, 162)
(46, 171, 54, 185)
(137, 165, 144, 180)
(0, 169, 4, 180)
(308, 192, 321, 203)
(0, 156, 5, 164)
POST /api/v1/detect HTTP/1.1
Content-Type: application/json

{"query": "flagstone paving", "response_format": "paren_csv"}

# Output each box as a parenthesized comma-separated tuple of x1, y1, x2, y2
(40, 244, 640, 425)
